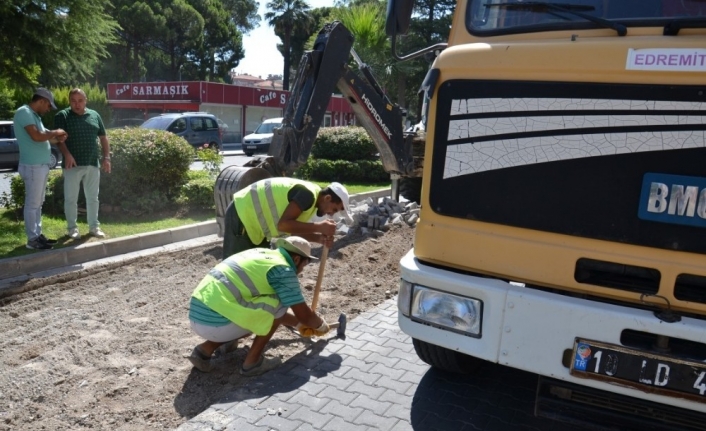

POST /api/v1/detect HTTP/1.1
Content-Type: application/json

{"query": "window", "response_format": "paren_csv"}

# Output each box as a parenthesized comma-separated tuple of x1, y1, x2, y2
(169, 118, 187, 133)
(0, 126, 11, 139)
(190, 118, 205, 132)
(204, 118, 219, 130)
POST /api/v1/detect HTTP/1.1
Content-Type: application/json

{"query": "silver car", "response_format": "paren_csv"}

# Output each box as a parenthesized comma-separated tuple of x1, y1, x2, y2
(0, 120, 62, 170)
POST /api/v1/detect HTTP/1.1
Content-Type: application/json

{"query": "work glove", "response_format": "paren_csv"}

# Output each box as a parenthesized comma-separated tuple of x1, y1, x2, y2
(297, 319, 330, 337)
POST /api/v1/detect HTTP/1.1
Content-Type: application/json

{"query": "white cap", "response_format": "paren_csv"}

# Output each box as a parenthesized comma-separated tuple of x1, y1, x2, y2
(328, 182, 353, 223)
(276, 236, 317, 260)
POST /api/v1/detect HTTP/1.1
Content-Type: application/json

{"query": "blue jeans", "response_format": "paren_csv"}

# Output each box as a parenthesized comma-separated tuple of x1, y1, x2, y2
(18, 163, 50, 241)
(63, 166, 101, 230)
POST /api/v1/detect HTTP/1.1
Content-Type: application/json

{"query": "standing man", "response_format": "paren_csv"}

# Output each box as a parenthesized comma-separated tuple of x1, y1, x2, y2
(55, 88, 111, 239)
(188, 236, 330, 375)
(222, 178, 352, 259)
(13, 88, 67, 250)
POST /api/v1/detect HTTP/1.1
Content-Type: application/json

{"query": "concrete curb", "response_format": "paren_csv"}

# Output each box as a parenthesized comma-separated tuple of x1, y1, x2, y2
(0, 188, 392, 286)
(0, 220, 218, 283)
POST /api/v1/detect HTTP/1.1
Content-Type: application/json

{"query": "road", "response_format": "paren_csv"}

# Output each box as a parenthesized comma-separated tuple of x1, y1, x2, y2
(0, 144, 253, 200)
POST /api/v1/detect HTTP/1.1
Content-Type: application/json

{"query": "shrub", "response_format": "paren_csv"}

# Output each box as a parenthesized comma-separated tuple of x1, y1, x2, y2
(294, 126, 389, 183)
(179, 170, 215, 209)
(311, 127, 378, 161)
(294, 159, 388, 183)
(102, 128, 194, 214)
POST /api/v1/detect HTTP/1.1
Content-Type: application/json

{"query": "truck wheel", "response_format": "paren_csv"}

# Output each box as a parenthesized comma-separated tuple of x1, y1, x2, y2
(245, 151, 253, 157)
(208, 141, 219, 152)
(399, 177, 422, 204)
(412, 338, 482, 374)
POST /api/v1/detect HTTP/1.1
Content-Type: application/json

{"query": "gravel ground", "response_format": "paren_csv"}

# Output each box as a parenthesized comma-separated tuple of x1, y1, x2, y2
(0, 224, 415, 430)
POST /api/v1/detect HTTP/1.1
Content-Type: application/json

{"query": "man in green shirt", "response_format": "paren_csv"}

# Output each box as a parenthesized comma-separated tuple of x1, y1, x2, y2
(188, 236, 330, 375)
(55, 88, 111, 239)
(13, 88, 67, 250)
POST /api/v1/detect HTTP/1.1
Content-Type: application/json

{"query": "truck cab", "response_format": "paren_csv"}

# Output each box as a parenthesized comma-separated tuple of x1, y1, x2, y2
(391, 1, 706, 428)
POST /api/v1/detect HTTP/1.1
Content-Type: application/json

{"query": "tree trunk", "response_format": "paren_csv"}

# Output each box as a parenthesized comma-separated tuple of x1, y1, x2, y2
(283, 25, 292, 91)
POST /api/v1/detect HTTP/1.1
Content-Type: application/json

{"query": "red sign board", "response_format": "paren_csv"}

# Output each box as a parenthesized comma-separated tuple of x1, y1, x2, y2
(107, 81, 352, 113)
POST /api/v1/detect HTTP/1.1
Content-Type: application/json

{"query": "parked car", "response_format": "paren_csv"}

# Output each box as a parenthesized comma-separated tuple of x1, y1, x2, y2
(0, 120, 63, 171)
(242, 117, 283, 157)
(140, 112, 222, 150)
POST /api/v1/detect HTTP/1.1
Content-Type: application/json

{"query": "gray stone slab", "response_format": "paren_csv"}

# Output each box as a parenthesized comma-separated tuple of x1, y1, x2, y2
(65, 242, 108, 266)
(138, 230, 173, 250)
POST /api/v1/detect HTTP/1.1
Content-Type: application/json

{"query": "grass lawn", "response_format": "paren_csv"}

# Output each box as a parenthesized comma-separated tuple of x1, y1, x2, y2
(0, 181, 390, 259)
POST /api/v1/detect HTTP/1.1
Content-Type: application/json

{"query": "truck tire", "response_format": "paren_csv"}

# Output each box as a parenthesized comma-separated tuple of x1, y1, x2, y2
(399, 177, 422, 204)
(412, 338, 482, 374)
(245, 151, 253, 157)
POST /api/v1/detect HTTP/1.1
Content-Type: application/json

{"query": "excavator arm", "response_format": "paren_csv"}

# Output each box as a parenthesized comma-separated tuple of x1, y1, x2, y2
(259, 21, 420, 177)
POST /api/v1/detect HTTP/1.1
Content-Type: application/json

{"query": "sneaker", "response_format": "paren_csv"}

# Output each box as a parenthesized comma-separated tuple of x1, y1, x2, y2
(38, 234, 58, 245)
(240, 356, 282, 377)
(89, 227, 106, 238)
(187, 346, 213, 373)
(26, 238, 53, 250)
(67, 228, 80, 240)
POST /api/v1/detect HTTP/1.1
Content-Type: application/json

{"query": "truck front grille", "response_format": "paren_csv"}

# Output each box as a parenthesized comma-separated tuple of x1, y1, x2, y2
(574, 258, 660, 295)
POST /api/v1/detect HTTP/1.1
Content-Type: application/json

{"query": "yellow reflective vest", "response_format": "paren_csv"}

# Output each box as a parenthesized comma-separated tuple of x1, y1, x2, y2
(191, 248, 289, 335)
(234, 178, 321, 245)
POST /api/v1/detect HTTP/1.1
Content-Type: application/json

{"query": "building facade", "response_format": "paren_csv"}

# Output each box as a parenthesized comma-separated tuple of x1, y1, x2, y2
(107, 81, 355, 143)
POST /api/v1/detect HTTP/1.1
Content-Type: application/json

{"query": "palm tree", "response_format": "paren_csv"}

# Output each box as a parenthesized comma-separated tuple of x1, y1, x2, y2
(264, 0, 313, 90)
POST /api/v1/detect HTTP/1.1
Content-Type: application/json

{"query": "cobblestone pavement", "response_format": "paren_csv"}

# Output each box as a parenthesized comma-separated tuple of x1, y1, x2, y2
(177, 299, 599, 431)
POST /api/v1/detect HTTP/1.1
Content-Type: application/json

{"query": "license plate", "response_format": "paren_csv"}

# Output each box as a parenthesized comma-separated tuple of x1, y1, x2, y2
(246, 145, 257, 149)
(570, 338, 706, 403)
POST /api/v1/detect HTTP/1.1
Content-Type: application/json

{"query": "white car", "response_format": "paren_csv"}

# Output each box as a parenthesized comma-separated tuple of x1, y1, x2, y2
(242, 117, 283, 157)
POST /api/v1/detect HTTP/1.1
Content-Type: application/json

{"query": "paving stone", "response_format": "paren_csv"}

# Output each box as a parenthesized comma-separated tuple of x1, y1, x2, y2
(366, 353, 402, 370)
(298, 381, 329, 397)
(321, 416, 371, 431)
(222, 416, 271, 431)
(383, 337, 416, 353)
(319, 399, 364, 422)
(350, 393, 392, 414)
(359, 341, 394, 356)
(317, 385, 359, 405)
(384, 403, 412, 423)
(287, 391, 331, 412)
(347, 380, 387, 399)
(342, 367, 381, 385)
(374, 375, 413, 395)
(255, 414, 305, 431)
(355, 409, 400, 430)
(287, 405, 335, 429)
(337, 345, 373, 360)
(314, 374, 354, 392)
(336, 356, 375, 373)
(222, 402, 269, 423)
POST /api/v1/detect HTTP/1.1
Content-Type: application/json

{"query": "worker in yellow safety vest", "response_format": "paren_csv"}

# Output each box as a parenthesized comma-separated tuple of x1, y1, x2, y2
(222, 177, 352, 259)
(188, 236, 331, 375)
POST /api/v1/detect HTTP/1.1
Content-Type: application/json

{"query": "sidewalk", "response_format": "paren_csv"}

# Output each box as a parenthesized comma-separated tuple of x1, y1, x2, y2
(176, 299, 581, 431)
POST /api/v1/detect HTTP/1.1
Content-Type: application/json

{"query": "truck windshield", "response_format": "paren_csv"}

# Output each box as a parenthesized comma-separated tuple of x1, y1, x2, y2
(468, 0, 706, 35)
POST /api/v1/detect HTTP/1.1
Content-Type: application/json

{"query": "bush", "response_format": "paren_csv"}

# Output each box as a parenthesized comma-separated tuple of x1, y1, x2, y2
(294, 159, 388, 183)
(101, 128, 194, 214)
(311, 127, 378, 161)
(294, 126, 389, 183)
(178, 171, 215, 209)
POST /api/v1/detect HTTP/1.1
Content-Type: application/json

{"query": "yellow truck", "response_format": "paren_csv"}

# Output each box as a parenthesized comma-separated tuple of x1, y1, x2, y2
(388, 1, 706, 428)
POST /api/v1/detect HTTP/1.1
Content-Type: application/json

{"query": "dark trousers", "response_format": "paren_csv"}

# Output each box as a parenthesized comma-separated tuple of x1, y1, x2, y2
(222, 201, 268, 260)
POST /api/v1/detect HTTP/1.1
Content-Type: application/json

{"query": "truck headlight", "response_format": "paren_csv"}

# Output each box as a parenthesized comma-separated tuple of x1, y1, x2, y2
(411, 286, 482, 337)
(398, 279, 412, 317)
(261, 136, 272, 144)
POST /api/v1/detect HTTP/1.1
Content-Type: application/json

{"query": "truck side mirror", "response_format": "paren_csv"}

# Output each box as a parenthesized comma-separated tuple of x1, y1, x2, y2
(385, 0, 414, 36)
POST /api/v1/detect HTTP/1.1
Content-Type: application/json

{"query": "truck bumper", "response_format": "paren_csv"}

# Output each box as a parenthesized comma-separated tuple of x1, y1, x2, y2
(398, 249, 706, 414)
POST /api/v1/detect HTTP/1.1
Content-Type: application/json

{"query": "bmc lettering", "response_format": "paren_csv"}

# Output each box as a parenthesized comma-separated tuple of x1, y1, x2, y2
(647, 182, 706, 219)
(132, 85, 189, 97)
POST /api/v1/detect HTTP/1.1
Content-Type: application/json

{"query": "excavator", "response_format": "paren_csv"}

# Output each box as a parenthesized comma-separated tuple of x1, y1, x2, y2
(213, 21, 426, 236)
